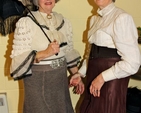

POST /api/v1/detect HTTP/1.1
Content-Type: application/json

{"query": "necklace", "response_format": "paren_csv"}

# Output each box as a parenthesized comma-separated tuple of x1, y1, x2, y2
(47, 14, 52, 19)
(38, 11, 57, 28)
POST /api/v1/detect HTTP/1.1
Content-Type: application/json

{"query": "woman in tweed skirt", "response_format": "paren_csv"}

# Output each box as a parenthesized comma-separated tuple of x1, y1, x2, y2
(10, 0, 84, 112)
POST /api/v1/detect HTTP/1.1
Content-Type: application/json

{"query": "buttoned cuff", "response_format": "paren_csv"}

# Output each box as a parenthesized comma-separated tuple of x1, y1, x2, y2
(78, 66, 86, 78)
(78, 60, 87, 78)
(102, 68, 117, 82)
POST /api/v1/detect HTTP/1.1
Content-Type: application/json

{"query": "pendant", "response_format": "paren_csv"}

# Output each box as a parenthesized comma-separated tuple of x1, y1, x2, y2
(47, 14, 52, 19)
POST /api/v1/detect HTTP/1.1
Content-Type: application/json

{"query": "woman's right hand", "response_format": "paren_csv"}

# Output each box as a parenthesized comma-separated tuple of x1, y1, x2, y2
(44, 40, 60, 57)
(35, 40, 60, 63)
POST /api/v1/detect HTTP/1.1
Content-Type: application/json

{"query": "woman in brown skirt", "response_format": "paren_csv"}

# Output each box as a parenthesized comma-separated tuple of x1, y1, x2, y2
(70, 0, 141, 113)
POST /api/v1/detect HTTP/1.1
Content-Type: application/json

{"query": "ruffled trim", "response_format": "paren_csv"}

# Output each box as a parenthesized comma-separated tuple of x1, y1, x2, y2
(65, 49, 81, 68)
(10, 50, 36, 80)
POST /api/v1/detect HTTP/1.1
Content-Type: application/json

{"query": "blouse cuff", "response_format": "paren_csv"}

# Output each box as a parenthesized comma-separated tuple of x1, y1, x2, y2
(78, 59, 87, 77)
(102, 68, 117, 82)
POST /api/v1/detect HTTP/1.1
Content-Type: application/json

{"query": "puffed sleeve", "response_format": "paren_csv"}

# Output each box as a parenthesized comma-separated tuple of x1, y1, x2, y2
(11, 17, 33, 58)
(63, 18, 81, 68)
(10, 17, 36, 80)
(102, 13, 141, 81)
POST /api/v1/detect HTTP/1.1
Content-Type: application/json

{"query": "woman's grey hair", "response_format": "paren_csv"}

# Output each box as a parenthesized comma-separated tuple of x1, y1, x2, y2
(33, 0, 60, 6)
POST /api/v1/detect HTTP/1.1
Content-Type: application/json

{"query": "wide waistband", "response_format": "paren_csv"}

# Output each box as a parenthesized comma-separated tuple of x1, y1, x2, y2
(34, 57, 65, 69)
(89, 44, 121, 59)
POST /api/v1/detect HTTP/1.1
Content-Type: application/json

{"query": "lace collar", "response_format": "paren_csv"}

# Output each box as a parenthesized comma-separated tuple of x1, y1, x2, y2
(29, 11, 64, 31)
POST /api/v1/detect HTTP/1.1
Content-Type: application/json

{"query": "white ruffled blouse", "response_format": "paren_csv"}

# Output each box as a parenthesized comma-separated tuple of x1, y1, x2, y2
(10, 11, 80, 79)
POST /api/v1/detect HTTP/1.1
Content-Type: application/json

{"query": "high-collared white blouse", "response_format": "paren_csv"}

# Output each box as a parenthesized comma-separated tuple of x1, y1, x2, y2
(79, 3, 141, 81)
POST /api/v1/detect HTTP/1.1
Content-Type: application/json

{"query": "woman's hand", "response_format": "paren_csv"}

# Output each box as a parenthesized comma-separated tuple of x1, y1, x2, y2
(73, 80, 84, 94)
(69, 72, 82, 86)
(34, 40, 60, 63)
(44, 40, 60, 57)
(90, 73, 105, 97)
(69, 73, 85, 94)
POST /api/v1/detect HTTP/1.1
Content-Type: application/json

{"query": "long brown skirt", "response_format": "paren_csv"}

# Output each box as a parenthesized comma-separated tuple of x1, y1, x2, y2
(80, 57, 130, 113)
(23, 63, 74, 113)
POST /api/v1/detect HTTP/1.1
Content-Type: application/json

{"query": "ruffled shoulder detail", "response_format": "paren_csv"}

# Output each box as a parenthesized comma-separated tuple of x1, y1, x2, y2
(11, 17, 34, 58)
(62, 17, 81, 68)
(63, 18, 73, 47)
(14, 16, 35, 38)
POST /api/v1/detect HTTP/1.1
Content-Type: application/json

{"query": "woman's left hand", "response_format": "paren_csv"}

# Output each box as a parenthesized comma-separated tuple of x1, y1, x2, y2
(69, 73, 82, 87)
(72, 80, 84, 94)
(90, 73, 105, 97)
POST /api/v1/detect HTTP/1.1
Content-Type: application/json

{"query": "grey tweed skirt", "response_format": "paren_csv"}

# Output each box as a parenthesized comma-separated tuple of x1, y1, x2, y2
(23, 61, 74, 113)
